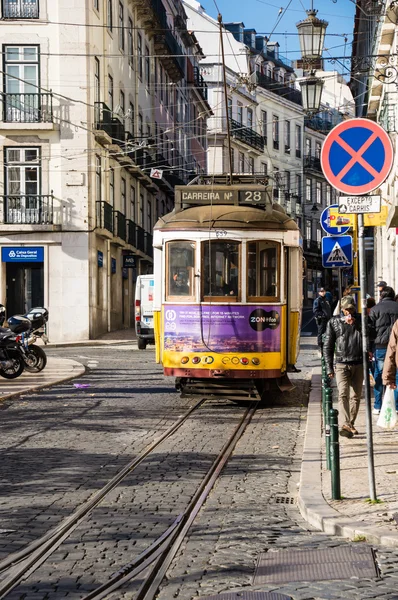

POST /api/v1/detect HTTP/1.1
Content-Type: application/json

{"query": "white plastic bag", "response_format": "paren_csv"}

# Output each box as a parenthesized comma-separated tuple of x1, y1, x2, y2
(377, 387, 398, 429)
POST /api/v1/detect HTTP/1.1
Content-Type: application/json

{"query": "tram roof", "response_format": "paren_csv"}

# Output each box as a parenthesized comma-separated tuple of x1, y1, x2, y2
(154, 203, 299, 231)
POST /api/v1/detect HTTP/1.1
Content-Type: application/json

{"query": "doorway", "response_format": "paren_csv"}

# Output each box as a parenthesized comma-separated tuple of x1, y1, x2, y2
(6, 262, 44, 315)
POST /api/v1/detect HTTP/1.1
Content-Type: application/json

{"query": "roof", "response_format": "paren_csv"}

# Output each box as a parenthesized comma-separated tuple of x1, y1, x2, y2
(154, 203, 299, 231)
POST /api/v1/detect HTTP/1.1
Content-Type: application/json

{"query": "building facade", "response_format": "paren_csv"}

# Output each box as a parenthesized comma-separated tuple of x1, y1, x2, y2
(0, 0, 210, 341)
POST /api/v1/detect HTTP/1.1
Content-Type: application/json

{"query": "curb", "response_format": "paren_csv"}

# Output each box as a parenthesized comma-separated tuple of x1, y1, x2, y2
(0, 358, 86, 403)
(45, 340, 137, 348)
(298, 367, 398, 547)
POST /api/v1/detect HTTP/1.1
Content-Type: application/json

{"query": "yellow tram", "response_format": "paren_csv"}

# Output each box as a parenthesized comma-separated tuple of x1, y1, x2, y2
(153, 178, 303, 397)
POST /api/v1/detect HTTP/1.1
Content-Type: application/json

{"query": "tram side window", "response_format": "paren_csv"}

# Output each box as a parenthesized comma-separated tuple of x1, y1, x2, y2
(203, 241, 240, 300)
(248, 241, 279, 300)
(166, 241, 195, 299)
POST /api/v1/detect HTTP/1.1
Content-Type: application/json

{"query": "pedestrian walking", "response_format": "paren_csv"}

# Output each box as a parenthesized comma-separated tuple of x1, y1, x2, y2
(324, 296, 363, 438)
(368, 286, 398, 415)
(313, 287, 332, 356)
(333, 285, 354, 316)
(382, 319, 398, 397)
(377, 280, 387, 299)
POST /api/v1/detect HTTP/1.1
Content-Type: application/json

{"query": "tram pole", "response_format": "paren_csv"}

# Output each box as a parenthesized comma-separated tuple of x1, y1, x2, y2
(358, 212, 377, 502)
(218, 14, 234, 186)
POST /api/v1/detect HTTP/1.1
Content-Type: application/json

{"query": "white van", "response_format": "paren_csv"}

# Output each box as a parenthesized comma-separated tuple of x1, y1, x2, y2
(135, 275, 155, 350)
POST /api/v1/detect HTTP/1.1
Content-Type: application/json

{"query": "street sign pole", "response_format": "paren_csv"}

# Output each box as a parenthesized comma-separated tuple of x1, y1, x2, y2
(358, 213, 377, 501)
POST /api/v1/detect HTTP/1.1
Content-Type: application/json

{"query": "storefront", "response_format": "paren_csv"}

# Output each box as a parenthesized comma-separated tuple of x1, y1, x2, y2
(1, 246, 44, 315)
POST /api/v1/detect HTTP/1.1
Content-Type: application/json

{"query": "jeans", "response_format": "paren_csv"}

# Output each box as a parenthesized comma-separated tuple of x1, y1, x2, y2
(373, 347, 398, 410)
(317, 319, 327, 349)
(335, 363, 363, 428)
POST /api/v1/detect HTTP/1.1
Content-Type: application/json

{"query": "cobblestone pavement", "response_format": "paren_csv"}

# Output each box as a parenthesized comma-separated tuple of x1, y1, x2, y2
(1, 344, 398, 599)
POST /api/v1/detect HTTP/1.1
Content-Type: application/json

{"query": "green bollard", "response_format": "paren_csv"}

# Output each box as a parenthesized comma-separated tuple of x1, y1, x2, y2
(325, 388, 333, 471)
(329, 408, 341, 500)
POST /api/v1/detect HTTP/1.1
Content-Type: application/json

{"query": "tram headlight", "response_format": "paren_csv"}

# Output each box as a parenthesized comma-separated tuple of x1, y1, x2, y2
(241, 357, 249, 365)
(192, 356, 201, 364)
(252, 358, 260, 365)
(205, 356, 214, 364)
(181, 357, 189, 364)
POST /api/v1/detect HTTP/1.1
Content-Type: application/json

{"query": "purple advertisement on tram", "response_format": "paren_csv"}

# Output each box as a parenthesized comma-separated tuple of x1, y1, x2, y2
(163, 305, 281, 353)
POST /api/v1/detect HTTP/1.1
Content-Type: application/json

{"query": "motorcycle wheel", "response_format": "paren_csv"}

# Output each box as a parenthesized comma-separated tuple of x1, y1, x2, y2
(0, 350, 25, 379)
(23, 344, 47, 373)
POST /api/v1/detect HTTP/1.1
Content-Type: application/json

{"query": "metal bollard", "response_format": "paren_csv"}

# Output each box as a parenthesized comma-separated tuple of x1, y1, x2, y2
(329, 408, 341, 500)
(325, 387, 333, 470)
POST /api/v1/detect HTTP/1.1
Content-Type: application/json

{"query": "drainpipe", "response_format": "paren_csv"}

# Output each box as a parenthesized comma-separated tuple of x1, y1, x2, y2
(107, 239, 111, 332)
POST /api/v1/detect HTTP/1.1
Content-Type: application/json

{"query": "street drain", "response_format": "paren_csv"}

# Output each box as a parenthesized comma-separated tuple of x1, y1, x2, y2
(254, 546, 378, 585)
(201, 593, 293, 600)
(275, 496, 295, 504)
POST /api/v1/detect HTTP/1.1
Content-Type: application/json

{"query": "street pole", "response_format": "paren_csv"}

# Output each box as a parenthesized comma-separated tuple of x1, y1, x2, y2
(338, 268, 343, 305)
(358, 212, 377, 501)
(353, 214, 359, 287)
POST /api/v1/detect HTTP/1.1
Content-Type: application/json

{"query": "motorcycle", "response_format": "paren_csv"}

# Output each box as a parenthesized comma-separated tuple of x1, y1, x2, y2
(0, 315, 31, 379)
(13, 308, 48, 373)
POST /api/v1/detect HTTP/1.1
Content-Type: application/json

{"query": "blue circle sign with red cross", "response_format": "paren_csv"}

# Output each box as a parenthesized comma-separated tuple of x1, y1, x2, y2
(321, 118, 393, 195)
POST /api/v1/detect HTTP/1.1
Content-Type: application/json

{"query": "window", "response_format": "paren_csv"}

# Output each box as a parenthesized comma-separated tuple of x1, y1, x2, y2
(108, 74, 114, 111)
(203, 240, 240, 300)
(4, 147, 41, 223)
(296, 174, 302, 200)
(227, 97, 232, 121)
(109, 167, 114, 206)
(107, 0, 113, 31)
(305, 137, 312, 157)
(306, 220, 312, 240)
(118, 2, 124, 50)
(237, 103, 243, 125)
(247, 107, 253, 129)
(285, 171, 290, 193)
(138, 113, 143, 138)
(129, 102, 134, 136)
(262, 162, 268, 176)
(316, 181, 322, 204)
(147, 197, 152, 230)
(160, 65, 164, 102)
(249, 157, 255, 175)
(285, 120, 290, 154)
(326, 185, 331, 206)
(121, 177, 126, 214)
(94, 57, 100, 104)
(140, 193, 144, 226)
(239, 151, 245, 173)
(315, 141, 321, 159)
(137, 33, 143, 79)
(119, 90, 125, 119)
(306, 178, 312, 203)
(262, 110, 267, 145)
(145, 45, 150, 83)
(166, 241, 196, 300)
(247, 241, 279, 300)
(317, 227, 322, 244)
(3, 0, 39, 18)
(4, 45, 39, 123)
(230, 148, 235, 172)
(95, 155, 101, 203)
(273, 167, 279, 201)
(94, 0, 99, 11)
(272, 115, 279, 150)
(130, 185, 135, 221)
(128, 17, 133, 67)
(295, 124, 302, 158)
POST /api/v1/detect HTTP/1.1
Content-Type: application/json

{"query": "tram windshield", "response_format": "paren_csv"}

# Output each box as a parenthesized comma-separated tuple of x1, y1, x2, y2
(203, 240, 240, 300)
(247, 241, 279, 300)
(166, 241, 195, 299)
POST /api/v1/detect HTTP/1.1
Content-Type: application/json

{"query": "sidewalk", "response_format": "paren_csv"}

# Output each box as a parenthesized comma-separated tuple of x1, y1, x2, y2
(42, 327, 138, 348)
(0, 357, 85, 403)
(299, 337, 398, 547)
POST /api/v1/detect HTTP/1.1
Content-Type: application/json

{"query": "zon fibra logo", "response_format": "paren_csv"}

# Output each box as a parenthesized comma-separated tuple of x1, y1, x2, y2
(249, 309, 280, 331)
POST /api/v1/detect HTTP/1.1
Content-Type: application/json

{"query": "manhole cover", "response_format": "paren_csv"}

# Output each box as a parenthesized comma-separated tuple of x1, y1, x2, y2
(201, 594, 292, 600)
(254, 546, 378, 585)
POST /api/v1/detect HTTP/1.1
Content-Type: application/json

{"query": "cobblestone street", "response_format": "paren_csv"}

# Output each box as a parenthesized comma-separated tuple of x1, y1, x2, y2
(1, 342, 398, 599)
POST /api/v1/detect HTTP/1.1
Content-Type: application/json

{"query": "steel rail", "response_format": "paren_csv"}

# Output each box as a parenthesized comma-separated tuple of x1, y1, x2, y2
(0, 398, 206, 597)
(83, 402, 258, 600)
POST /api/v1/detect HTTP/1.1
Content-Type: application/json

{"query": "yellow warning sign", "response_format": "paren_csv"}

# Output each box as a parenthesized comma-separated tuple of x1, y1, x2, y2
(363, 205, 388, 227)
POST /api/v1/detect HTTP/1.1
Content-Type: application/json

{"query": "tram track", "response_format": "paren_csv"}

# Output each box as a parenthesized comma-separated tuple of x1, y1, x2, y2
(0, 397, 207, 598)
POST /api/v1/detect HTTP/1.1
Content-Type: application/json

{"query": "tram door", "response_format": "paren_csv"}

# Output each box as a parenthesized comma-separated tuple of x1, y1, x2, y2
(6, 262, 44, 315)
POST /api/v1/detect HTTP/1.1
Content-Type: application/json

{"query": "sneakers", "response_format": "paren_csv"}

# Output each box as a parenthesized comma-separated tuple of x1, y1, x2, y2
(373, 408, 380, 415)
(350, 426, 358, 435)
(339, 425, 354, 439)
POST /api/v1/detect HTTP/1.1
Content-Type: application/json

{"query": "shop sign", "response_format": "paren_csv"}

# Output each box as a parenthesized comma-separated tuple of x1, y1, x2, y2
(111, 257, 117, 273)
(123, 254, 136, 268)
(97, 251, 104, 267)
(1, 246, 44, 263)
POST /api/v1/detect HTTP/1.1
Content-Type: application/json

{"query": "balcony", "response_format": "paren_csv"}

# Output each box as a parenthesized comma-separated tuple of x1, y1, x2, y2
(94, 102, 126, 147)
(1, 194, 53, 224)
(230, 118, 264, 152)
(193, 66, 208, 101)
(305, 116, 335, 134)
(2, 93, 53, 124)
(127, 219, 137, 247)
(96, 201, 113, 235)
(256, 73, 302, 106)
(304, 156, 322, 173)
(114, 210, 126, 242)
(154, 29, 185, 82)
(135, 224, 146, 254)
(2, 0, 39, 18)
(304, 239, 321, 253)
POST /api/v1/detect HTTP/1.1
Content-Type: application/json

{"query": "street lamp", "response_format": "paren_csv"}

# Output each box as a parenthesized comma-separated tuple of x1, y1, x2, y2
(299, 75, 324, 113)
(296, 9, 328, 62)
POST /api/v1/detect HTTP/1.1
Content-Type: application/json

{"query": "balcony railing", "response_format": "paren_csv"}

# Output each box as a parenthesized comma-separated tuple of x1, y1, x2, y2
(114, 210, 126, 241)
(193, 66, 208, 101)
(96, 201, 113, 234)
(305, 116, 335, 133)
(305, 239, 321, 253)
(1, 194, 53, 224)
(94, 102, 126, 147)
(127, 219, 136, 247)
(2, 93, 53, 123)
(135, 224, 146, 253)
(230, 118, 264, 152)
(303, 156, 322, 172)
(145, 232, 153, 258)
(256, 73, 302, 106)
(2, 0, 39, 18)
(154, 29, 185, 81)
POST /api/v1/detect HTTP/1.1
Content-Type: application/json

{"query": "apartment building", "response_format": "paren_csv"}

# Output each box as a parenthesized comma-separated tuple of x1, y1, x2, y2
(0, 0, 210, 341)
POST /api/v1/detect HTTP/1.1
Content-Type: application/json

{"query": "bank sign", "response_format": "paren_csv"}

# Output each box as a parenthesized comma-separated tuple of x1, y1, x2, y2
(1, 247, 44, 263)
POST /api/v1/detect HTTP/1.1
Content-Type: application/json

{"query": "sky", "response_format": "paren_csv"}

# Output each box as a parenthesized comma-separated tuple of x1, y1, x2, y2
(203, 0, 356, 73)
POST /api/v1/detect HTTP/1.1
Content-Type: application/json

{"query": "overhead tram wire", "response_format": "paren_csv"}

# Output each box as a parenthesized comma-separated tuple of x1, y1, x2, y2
(217, 11, 234, 186)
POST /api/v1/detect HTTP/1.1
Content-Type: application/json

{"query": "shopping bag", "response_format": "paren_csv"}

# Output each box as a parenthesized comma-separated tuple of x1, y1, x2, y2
(377, 387, 398, 429)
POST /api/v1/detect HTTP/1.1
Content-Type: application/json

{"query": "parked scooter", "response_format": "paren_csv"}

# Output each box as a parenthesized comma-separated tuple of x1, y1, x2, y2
(19, 308, 48, 372)
(0, 315, 30, 379)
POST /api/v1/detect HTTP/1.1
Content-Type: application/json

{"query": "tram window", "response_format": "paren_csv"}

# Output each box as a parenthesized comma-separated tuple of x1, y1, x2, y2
(166, 241, 195, 299)
(247, 241, 279, 300)
(202, 240, 240, 301)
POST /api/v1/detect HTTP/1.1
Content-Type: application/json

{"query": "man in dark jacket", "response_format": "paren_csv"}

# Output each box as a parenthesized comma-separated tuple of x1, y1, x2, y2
(313, 287, 332, 355)
(368, 286, 398, 414)
(324, 296, 363, 438)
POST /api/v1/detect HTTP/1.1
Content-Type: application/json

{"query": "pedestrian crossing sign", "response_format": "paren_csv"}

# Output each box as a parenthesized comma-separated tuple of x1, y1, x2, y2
(322, 235, 353, 268)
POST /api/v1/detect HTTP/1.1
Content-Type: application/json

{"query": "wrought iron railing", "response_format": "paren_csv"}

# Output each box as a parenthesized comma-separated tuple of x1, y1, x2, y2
(230, 118, 264, 152)
(135, 224, 146, 253)
(96, 201, 113, 233)
(305, 239, 321, 252)
(256, 73, 302, 106)
(193, 66, 208, 101)
(114, 210, 126, 241)
(145, 232, 153, 258)
(2, 0, 39, 18)
(1, 194, 53, 224)
(94, 102, 126, 146)
(127, 219, 137, 247)
(303, 156, 322, 172)
(305, 116, 335, 133)
(2, 93, 53, 123)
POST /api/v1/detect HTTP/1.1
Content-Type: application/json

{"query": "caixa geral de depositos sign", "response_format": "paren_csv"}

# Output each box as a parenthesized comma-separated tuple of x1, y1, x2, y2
(1, 247, 44, 262)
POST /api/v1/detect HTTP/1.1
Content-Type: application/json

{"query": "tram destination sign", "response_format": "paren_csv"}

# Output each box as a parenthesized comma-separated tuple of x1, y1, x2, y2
(338, 195, 381, 214)
(175, 185, 271, 212)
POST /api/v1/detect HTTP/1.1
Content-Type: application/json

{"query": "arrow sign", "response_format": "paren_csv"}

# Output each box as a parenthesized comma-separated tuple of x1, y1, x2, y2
(322, 235, 353, 268)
